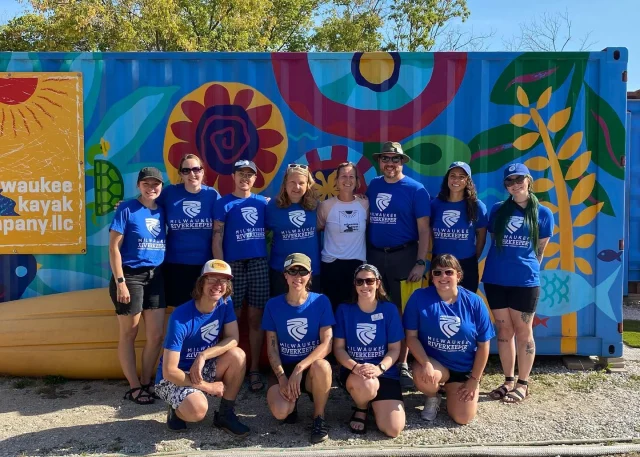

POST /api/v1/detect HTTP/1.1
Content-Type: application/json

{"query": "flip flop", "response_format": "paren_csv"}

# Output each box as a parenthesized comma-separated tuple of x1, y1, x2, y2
(123, 387, 154, 405)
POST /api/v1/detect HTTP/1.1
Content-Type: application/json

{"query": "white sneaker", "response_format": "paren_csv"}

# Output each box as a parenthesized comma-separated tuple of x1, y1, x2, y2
(421, 396, 441, 421)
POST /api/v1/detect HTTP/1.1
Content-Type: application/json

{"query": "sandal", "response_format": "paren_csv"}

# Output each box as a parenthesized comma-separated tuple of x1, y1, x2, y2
(248, 371, 265, 393)
(489, 376, 515, 400)
(141, 383, 160, 400)
(503, 379, 529, 404)
(123, 387, 155, 405)
(349, 405, 369, 435)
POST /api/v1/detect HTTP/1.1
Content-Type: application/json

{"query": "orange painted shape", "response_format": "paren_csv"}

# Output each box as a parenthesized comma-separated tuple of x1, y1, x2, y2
(561, 312, 578, 353)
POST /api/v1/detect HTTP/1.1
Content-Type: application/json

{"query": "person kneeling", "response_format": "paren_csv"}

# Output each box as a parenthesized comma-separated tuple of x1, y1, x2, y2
(155, 260, 250, 436)
(403, 254, 495, 425)
(334, 264, 405, 437)
(262, 253, 335, 444)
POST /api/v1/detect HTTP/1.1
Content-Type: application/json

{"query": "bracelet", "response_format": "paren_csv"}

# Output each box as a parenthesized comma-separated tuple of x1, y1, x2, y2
(350, 363, 359, 373)
(276, 371, 285, 379)
(468, 374, 481, 382)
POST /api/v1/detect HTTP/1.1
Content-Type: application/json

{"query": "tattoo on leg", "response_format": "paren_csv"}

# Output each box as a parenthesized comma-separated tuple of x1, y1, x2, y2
(525, 340, 535, 355)
(520, 312, 533, 324)
(498, 338, 510, 343)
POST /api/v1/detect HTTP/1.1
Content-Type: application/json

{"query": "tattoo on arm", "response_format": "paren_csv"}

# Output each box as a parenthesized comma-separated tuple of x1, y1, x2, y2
(525, 340, 535, 355)
(520, 312, 533, 324)
(536, 238, 549, 263)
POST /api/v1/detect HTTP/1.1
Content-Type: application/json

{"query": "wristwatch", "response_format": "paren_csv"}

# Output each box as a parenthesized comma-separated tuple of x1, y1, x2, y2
(378, 363, 387, 373)
(415, 259, 426, 266)
(116, 277, 125, 284)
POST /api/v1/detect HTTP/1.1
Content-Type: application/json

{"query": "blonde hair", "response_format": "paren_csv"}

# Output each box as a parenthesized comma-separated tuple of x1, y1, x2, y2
(192, 275, 233, 302)
(275, 166, 319, 210)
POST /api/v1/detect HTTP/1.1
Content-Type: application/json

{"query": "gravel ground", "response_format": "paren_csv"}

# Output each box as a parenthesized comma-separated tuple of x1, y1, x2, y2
(624, 304, 640, 321)
(1, 354, 640, 457)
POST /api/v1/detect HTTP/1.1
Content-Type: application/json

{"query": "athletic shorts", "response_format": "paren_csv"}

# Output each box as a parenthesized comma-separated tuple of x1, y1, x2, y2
(155, 358, 217, 410)
(228, 257, 270, 309)
(483, 283, 540, 314)
(163, 262, 202, 308)
(445, 369, 472, 384)
(339, 369, 403, 402)
(109, 266, 165, 315)
(457, 255, 480, 293)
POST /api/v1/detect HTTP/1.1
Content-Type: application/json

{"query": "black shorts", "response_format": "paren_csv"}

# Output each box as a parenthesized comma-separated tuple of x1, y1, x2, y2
(445, 369, 471, 384)
(269, 268, 321, 298)
(483, 283, 540, 314)
(339, 369, 403, 402)
(321, 259, 363, 312)
(269, 362, 314, 401)
(109, 266, 166, 315)
(163, 262, 202, 307)
(457, 255, 479, 292)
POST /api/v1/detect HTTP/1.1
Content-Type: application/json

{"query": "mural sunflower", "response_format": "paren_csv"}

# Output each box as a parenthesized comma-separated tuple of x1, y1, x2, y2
(164, 82, 287, 194)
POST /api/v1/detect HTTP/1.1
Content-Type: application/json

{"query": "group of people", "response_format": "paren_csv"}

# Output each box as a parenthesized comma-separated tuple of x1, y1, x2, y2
(108, 141, 552, 442)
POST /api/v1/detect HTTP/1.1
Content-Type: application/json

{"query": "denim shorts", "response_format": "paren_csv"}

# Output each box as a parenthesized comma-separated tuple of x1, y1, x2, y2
(109, 266, 166, 315)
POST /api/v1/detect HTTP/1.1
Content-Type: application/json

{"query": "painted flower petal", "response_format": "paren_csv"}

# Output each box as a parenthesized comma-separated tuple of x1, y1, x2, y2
(254, 169, 265, 188)
(234, 89, 255, 110)
(171, 121, 196, 142)
(246, 104, 273, 129)
(181, 100, 205, 123)
(255, 148, 278, 173)
(205, 84, 231, 106)
(217, 173, 235, 195)
(168, 142, 194, 167)
(203, 170, 220, 188)
(258, 129, 284, 149)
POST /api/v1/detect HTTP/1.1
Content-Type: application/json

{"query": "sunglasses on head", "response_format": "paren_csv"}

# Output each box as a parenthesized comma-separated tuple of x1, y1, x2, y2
(431, 269, 456, 277)
(180, 166, 204, 175)
(285, 268, 310, 277)
(287, 163, 309, 172)
(355, 277, 377, 286)
(504, 175, 526, 187)
(379, 155, 403, 164)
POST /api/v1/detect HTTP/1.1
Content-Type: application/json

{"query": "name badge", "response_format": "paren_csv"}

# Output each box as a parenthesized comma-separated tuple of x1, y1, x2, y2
(371, 313, 383, 321)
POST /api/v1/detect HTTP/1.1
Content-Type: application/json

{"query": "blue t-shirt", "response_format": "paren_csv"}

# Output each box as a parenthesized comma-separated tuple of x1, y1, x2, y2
(261, 292, 335, 364)
(430, 198, 489, 259)
(157, 184, 220, 265)
(482, 202, 554, 287)
(109, 199, 166, 268)
(334, 301, 404, 379)
(403, 286, 495, 373)
(366, 176, 431, 248)
(214, 193, 268, 262)
(155, 298, 236, 383)
(265, 200, 320, 272)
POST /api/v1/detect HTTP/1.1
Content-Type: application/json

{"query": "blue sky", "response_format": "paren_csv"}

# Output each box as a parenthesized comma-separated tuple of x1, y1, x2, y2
(0, 0, 636, 89)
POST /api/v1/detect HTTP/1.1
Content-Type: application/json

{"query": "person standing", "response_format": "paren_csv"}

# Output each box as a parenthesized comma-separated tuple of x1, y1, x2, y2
(213, 160, 269, 393)
(366, 141, 431, 388)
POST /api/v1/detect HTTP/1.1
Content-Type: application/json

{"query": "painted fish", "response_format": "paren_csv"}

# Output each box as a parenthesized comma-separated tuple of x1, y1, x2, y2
(533, 316, 549, 328)
(537, 266, 620, 321)
(0, 190, 18, 216)
(597, 249, 623, 262)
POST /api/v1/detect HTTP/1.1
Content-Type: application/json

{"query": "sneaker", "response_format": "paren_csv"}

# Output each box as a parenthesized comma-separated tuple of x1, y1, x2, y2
(421, 396, 441, 421)
(214, 409, 250, 437)
(310, 415, 329, 443)
(399, 365, 414, 390)
(283, 401, 298, 424)
(166, 406, 187, 432)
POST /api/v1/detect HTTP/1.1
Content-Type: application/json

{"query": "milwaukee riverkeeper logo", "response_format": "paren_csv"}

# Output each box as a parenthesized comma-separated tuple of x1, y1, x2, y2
(200, 320, 220, 344)
(356, 323, 376, 345)
(241, 207, 258, 226)
(182, 201, 201, 218)
(287, 318, 308, 342)
(442, 210, 460, 228)
(375, 193, 392, 212)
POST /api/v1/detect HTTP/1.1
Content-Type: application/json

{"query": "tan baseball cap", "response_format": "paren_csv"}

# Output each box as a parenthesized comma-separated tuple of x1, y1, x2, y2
(283, 253, 312, 271)
(201, 259, 233, 279)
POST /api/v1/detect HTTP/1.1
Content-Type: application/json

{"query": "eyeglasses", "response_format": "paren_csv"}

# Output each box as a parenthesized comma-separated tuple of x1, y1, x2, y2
(285, 268, 310, 277)
(180, 166, 204, 175)
(379, 155, 403, 164)
(504, 175, 526, 187)
(287, 163, 309, 172)
(204, 277, 227, 285)
(235, 171, 256, 179)
(431, 269, 456, 277)
(355, 277, 377, 286)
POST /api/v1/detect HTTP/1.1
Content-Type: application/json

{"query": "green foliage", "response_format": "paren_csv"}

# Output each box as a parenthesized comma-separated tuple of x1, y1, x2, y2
(623, 319, 640, 348)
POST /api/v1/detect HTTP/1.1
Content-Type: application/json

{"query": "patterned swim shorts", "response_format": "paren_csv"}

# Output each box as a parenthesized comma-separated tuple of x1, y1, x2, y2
(155, 358, 217, 410)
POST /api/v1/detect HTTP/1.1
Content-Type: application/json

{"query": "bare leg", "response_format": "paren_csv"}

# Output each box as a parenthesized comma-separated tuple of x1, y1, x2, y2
(117, 313, 142, 388)
(509, 308, 535, 400)
(444, 382, 479, 425)
(345, 373, 377, 432)
(371, 400, 405, 438)
(491, 308, 516, 395)
(306, 359, 332, 417)
(140, 308, 166, 385)
(215, 347, 247, 400)
(176, 391, 209, 422)
(247, 307, 265, 387)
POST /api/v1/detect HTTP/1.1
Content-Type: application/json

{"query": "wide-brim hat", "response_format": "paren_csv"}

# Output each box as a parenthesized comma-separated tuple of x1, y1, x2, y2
(372, 141, 410, 163)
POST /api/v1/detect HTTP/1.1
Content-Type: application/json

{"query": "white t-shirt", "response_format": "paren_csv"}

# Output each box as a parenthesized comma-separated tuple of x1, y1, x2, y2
(317, 197, 368, 262)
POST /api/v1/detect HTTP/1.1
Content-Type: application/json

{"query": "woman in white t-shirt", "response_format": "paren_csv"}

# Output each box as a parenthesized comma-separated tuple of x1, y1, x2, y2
(317, 162, 368, 311)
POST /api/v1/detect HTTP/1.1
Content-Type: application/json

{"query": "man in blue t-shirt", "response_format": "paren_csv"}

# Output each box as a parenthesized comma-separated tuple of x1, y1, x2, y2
(213, 160, 269, 393)
(366, 141, 431, 388)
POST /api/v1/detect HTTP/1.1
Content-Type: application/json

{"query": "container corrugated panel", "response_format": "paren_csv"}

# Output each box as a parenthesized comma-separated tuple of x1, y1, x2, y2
(627, 99, 640, 283)
(0, 50, 627, 358)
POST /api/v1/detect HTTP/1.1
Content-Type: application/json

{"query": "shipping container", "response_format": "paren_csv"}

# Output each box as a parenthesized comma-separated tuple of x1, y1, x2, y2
(627, 95, 640, 290)
(0, 50, 628, 379)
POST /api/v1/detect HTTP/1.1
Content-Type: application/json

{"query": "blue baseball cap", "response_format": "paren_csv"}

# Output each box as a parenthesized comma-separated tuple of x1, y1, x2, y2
(448, 161, 472, 177)
(233, 160, 257, 173)
(504, 163, 530, 180)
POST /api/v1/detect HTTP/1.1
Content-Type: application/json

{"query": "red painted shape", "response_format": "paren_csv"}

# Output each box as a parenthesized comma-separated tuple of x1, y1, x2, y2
(0, 78, 38, 105)
(533, 316, 549, 328)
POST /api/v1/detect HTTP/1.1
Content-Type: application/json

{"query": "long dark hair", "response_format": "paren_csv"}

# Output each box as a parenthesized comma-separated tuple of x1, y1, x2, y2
(494, 174, 540, 250)
(437, 168, 479, 223)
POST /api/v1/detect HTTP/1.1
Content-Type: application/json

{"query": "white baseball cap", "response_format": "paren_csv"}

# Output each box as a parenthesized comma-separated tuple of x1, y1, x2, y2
(201, 259, 233, 279)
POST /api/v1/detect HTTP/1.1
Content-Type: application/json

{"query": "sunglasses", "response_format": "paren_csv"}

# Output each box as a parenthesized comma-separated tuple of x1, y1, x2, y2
(355, 277, 377, 286)
(504, 175, 526, 187)
(285, 268, 310, 277)
(431, 269, 456, 277)
(180, 166, 204, 175)
(379, 155, 403, 164)
(287, 163, 309, 172)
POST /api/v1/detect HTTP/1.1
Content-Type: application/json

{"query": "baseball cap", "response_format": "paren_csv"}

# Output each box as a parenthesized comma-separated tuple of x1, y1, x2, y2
(448, 161, 472, 177)
(504, 163, 530, 180)
(137, 167, 163, 183)
(233, 160, 257, 173)
(283, 253, 312, 271)
(201, 259, 233, 279)
(373, 141, 411, 163)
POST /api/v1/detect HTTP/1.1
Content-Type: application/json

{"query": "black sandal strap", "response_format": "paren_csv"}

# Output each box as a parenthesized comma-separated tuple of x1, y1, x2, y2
(505, 389, 526, 401)
(505, 376, 515, 382)
(516, 379, 528, 386)
(352, 406, 369, 413)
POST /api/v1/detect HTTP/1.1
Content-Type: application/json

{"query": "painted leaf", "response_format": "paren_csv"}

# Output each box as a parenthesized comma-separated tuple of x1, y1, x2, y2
(574, 234, 595, 249)
(545, 242, 560, 257)
(524, 156, 550, 171)
(569, 174, 596, 206)
(551, 59, 588, 148)
(557, 132, 583, 160)
(540, 201, 559, 214)
(402, 135, 472, 177)
(547, 107, 571, 133)
(559, 159, 615, 217)
(468, 125, 542, 174)
(545, 257, 561, 270)
(516, 86, 530, 107)
(490, 53, 585, 107)
(537, 87, 552, 109)
(63, 52, 104, 126)
(510, 113, 531, 127)
(575, 257, 593, 275)
(533, 178, 554, 193)
(584, 83, 625, 179)
(564, 151, 591, 180)
(573, 202, 604, 227)
(513, 132, 541, 151)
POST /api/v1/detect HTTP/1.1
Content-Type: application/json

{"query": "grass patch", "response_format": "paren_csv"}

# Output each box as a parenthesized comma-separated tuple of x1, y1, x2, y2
(43, 375, 67, 385)
(12, 378, 36, 389)
(623, 320, 640, 347)
(566, 370, 608, 393)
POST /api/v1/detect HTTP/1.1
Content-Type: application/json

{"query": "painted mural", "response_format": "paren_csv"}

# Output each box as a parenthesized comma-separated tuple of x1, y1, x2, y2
(0, 50, 627, 358)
